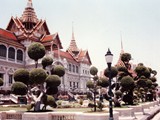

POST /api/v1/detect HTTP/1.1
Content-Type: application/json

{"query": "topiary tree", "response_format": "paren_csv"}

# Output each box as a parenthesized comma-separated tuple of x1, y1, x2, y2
(42, 56, 53, 69)
(13, 69, 29, 85)
(28, 42, 45, 68)
(104, 67, 118, 79)
(11, 43, 65, 112)
(120, 76, 135, 105)
(51, 65, 65, 77)
(11, 82, 28, 95)
(86, 66, 99, 112)
(29, 68, 47, 84)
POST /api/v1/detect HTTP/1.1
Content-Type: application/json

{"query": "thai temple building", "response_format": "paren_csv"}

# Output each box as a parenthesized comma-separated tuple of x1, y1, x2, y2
(0, 0, 92, 93)
(115, 40, 137, 77)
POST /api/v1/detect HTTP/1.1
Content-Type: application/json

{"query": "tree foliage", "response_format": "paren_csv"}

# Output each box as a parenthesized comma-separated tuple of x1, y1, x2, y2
(90, 66, 98, 75)
(120, 76, 135, 90)
(11, 82, 28, 95)
(29, 68, 47, 84)
(14, 69, 29, 85)
(51, 65, 65, 77)
(42, 56, 53, 69)
(11, 43, 65, 112)
(120, 53, 131, 62)
(28, 42, 45, 61)
(45, 75, 61, 87)
(104, 66, 118, 78)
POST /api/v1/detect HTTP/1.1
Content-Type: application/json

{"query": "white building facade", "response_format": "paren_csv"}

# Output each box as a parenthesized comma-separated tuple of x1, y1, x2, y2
(0, 0, 92, 93)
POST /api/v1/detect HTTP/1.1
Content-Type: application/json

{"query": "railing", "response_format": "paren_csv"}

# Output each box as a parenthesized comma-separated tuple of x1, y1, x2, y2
(10, 94, 18, 104)
(1, 111, 22, 120)
(51, 114, 75, 120)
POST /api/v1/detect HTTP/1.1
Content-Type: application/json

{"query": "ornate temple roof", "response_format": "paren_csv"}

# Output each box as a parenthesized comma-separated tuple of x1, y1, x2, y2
(67, 26, 79, 54)
(20, 0, 38, 24)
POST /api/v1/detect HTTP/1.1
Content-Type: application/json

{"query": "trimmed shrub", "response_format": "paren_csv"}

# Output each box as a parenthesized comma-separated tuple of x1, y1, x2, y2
(90, 66, 98, 75)
(51, 65, 65, 77)
(86, 80, 94, 88)
(42, 56, 53, 69)
(150, 77, 157, 82)
(120, 53, 131, 62)
(27, 42, 45, 61)
(120, 76, 135, 90)
(43, 95, 56, 107)
(104, 66, 118, 78)
(13, 69, 29, 85)
(29, 68, 47, 84)
(45, 75, 61, 87)
(146, 79, 152, 88)
(11, 82, 28, 95)
(99, 77, 109, 87)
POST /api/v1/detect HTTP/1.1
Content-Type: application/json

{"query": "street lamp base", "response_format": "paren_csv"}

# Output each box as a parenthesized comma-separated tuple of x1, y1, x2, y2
(109, 117, 114, 120)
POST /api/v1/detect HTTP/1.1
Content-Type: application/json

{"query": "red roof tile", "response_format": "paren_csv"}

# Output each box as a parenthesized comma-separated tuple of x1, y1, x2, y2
(0, 29, 17, 40)
(54, 50, 78, 64)
(41, 34, 56, 42)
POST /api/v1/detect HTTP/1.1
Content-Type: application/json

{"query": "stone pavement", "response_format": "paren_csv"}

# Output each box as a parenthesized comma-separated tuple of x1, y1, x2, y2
(118, 104, 160, 120)
(110, 102, 160, 120)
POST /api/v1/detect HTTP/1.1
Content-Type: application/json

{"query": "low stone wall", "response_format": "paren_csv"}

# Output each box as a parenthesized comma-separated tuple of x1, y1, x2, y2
(128, 104, 144, 114)
(76, 112, 119, 120)
(0, 111, 119, 120)
(114, 108, 134, 117)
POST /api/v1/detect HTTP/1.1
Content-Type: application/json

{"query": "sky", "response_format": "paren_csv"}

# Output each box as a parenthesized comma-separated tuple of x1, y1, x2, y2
(0, 0, 160, 82)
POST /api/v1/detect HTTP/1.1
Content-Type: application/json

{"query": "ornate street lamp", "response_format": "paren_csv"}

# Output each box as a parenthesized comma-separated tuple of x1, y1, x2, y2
(105, 48, 114, 120)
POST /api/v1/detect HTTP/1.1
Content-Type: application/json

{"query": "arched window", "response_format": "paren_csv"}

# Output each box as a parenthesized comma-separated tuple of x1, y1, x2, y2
(0, 45, 7, 59)
(76, 66, 79, 73)
(73, 65, 75, 72)
(8, 47, 15, 61)
(17, 49, 23, 62)
(69, 64, 72, 72)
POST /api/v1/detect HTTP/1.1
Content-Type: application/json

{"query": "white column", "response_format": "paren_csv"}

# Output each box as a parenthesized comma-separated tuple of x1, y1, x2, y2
(21, 40, 32, 65)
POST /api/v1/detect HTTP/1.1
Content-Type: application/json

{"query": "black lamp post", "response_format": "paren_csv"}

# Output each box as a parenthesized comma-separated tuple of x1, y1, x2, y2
(105, 48, 114, 120)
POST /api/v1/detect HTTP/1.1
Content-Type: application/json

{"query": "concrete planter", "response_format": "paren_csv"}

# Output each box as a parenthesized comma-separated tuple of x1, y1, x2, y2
(22, 112, 52, 120)
(114, 108, 134, 117)
(76, 112, 119, 120)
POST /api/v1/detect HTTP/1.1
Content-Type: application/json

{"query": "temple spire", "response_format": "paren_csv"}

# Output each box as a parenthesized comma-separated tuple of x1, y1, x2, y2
(72, 22, 75, 40)
(115, 32, 125, 67)
(20, 0, 38, 28)
(27, 0, 33, 8)
(120, 32, 124, 54)
(67, 22, 79, 55)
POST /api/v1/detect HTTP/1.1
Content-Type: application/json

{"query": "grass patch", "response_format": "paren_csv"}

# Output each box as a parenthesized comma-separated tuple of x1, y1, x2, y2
(0, 105, 108, 113)
(53, 107, 91, 112)
(0, 105, 27, 111)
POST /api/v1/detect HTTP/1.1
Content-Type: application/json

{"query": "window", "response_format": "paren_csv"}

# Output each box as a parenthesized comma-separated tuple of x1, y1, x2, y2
(73, 82, 76, 88)
(76, 66, 79, 73)
(70, 81, 72, 87)
(8, 47, 15, 61)
(0, 45, 7, 59)
(69, 64, 72, 72)
(77, 82, 79, 88)
(9, 74, 13, 85)
(73, 65, 75, 72)
(17, 49, 23, 62)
